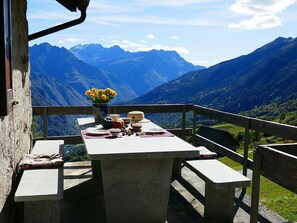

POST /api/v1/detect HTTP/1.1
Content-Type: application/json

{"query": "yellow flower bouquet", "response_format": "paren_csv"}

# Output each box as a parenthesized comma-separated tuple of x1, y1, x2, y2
(85, 87, 117, 104)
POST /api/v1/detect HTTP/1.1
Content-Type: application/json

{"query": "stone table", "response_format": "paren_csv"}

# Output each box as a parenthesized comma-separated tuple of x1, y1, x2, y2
(77, 117, 199, 223)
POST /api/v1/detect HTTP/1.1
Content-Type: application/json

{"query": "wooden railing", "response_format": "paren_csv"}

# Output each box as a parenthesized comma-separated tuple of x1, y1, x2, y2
(32, 104, 193, 144)
(193, 105, 297, 177)
(32, 104, 297, 179)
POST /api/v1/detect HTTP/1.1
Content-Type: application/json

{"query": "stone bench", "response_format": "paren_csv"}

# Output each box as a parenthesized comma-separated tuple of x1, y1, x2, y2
(184, 159, 251, 223)
(15, 140, 64, 223)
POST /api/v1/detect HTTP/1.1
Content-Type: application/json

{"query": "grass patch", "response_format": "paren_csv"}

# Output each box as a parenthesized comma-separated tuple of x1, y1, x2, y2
(219, 155, 297, 222)
(212, 123, 244, 136)
(247, 177, 297, 222)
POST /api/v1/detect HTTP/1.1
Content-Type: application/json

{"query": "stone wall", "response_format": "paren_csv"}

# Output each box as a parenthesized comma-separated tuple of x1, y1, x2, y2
(0, 0, 32, 222)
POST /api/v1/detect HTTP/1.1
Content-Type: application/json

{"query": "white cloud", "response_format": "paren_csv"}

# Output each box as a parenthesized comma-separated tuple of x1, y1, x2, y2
(230, 0, 295, 16)
(146, 34, 155, 39)
(57, 38, 83, 44)
(228, 0, 296, 30)
(109, 40, 189, 55)
(170, 35, 180, 39)
(136, 0, 222, 7)
(228, 14, 281, 29)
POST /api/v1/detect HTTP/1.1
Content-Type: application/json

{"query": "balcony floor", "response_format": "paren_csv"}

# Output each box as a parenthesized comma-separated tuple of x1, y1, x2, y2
(61, 161, 285, 223)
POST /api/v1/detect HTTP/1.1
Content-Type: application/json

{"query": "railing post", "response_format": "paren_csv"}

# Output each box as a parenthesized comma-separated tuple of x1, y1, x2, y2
(43, 107, 48, 140)
(242, 118, 250, 192)
(182, 105, 186, 140)
(193, 106, 197, 146)
(243, 118, 250, 176)
(250, 149, 261, 223)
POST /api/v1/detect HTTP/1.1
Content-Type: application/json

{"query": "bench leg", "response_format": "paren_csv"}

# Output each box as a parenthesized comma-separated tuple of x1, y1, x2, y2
(24, 200, 60, 223)
(91, 160, 102, 180)
(204, 185, 235, 223)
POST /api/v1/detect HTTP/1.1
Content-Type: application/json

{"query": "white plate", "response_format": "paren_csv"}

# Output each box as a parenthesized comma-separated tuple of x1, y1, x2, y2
(144, 128, 166, 134)
(86, 129, 110, 136)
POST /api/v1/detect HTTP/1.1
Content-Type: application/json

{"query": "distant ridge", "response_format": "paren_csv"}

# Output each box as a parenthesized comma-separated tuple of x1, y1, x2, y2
(130, 37, 297, 113)
(30, 43, 202, 106)
(30, 43, 139, 105)
(70, 44, 203, 95)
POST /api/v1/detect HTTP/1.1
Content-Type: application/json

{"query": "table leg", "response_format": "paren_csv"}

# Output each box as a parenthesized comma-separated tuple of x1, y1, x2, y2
(101, 158, 173, 223)
(91, 160, 102, 180)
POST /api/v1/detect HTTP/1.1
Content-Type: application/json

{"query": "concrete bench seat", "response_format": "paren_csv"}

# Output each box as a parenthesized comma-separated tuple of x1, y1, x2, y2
(15, 140, 64, 223)
(184, 159, 251, 223)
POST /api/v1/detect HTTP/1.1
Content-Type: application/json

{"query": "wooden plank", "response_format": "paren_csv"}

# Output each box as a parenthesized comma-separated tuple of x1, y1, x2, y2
(43, 107, 48, 140)
(258, 145, 297, 193)
(193, 105, 297, 141)
(33, 106, 93, 116)
(195, 134, 254, 170)
(193, 105, 246, 127)
(110, 104, 193, 114)
(182, 105, 186, 139)
(250, 150, 261, 223)
(33, 105, 193, 116)
(249, 119, 297, 141)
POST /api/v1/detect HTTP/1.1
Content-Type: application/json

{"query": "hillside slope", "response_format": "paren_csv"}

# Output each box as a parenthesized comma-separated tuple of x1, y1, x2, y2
(131, 37, 297, 113)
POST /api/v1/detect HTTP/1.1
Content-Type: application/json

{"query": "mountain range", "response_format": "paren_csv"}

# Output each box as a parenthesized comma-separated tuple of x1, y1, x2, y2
(131, 37, 297, 113)
(30, 37, 297, 135)
(30, 43, 200, 106)
(70, 44, 203, 96)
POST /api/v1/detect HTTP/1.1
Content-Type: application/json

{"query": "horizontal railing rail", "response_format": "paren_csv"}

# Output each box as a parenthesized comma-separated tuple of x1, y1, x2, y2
(193, 105, 297, 177)
(193, 105, 297, 141)
(32, 104, 193, 143)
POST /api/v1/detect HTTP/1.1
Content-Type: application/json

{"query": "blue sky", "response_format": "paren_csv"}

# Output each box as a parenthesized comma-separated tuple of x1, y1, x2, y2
(28, 0, 297, 67)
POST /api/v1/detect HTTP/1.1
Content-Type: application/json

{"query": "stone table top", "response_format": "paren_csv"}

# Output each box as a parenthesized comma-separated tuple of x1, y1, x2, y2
(77, 117, 199, 160)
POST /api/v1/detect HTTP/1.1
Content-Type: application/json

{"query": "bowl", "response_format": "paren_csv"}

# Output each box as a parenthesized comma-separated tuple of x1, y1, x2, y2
(131, 123, 142, 132)
(109, 128, 121, 137)
(121, 117, 132, 127)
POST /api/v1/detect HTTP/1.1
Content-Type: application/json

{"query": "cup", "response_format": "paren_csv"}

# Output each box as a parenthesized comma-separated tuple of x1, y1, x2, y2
(121, 117, 132, 127)
(110, 114, 120, 121)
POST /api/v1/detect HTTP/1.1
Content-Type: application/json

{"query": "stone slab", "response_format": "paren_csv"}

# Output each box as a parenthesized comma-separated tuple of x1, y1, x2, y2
(32, 140, 64, 154)
(15, 168, 63, 202)
(185, 159, 250, 189)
